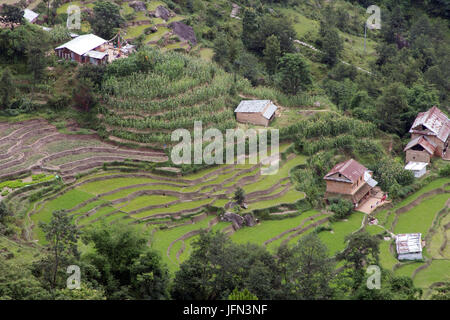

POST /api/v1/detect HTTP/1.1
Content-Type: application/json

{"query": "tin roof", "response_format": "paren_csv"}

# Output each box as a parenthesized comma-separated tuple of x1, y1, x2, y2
(85, 50, 108, 59)
(409, 106, 450, 143)
(235, 100, 278, 120)
(364, 171, 378, 187)
(404, 135, 436, 154)
(395, 233, 422, 254)
(235, 100, 268, 112)
(262, 103, 277, 120)
(324, 159, 368, 183)
(55, 34, 107, 56)
(404, 161, 428, 171)
(24, 9, 39, 22)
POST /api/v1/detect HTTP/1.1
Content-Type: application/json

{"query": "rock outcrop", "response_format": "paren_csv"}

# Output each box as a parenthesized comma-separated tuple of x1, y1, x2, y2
(169, 21, 197, 46)
(129, 1, 147, 12)
(154, 6, 173, 21)
(221, 212, 258, 230)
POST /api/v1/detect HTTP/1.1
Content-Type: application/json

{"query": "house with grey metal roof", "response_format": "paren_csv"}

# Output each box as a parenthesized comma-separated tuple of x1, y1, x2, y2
(23, 9, 39, 23)
(234, 100, 278, 127)
(395, 233, 423, 260)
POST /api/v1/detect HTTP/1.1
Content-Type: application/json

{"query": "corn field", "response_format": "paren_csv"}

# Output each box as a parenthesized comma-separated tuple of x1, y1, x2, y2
(98, 49, 249, 148)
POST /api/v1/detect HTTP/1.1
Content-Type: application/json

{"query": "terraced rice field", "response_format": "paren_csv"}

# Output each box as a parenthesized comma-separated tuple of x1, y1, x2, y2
(0, 119, 167, 182)
(24, 150, 308, 271)
(372, 177, 450, 297)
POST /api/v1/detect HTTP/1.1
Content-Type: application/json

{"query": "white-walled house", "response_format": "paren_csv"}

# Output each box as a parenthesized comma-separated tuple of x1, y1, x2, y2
(404, 161, 428, 178)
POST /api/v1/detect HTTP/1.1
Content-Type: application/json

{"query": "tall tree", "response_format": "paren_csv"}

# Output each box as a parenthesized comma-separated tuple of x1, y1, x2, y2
(213, 32, 230, 66)
(278, 233, 335, 299)
(0, 5, 24, 29)
(321, 28, 343, 66)
(72, 79, 97, 112)
(39, 210, 80, 290)
(338, 231, 380, 290)
(27, 44, 47, 91)
(275, 53, 312, 95)
(375, 82, 411, 136)
(81, 221, 170, 299)
(0, 68, 14, 109)
(263, 35, 281, 75)
(171, 231, 282, 300)
(129, 250, 171, 300)
(233, 187, 245, 206)
(241, 8, 260, 52)
(91, 0, 125, 40)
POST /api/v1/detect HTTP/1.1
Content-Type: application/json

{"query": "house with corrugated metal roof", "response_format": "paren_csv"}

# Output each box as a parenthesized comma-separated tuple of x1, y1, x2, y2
(404, 161, 428, 178)
(55, 34, 109, 65)
(395, 233, 423, 260)
(234, 100, 278, 127)
(23, 9, 39, 23)
(405, 106, 450, 162)
(323, 158, 378, 208)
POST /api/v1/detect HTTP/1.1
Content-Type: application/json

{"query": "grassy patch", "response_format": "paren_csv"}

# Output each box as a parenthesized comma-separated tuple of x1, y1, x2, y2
(414, 260, 450, 289)
(394, 193, 448, 237)
(118, 195, 178, 213)
(317, 212, 365, 256)
(32, 189, 94, 242)
(231, 210, 318, 247)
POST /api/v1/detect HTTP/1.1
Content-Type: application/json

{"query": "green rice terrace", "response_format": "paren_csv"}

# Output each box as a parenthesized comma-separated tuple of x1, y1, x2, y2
(2, 110, 448, 295)
(7, 144, 318, 272)
(369, 178, 450, 298)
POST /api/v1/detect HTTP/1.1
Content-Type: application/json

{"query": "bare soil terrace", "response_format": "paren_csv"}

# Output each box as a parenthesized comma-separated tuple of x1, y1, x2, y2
(0, 119, 168, 182)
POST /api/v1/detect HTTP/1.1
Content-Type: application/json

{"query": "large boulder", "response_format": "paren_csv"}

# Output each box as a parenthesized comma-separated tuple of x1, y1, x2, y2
(222, 212, 245, 230)
(129, 1, 147, 12)
(221, 212, 258, 230)
(155, 5, 172, 21)
(169, 21, 197, 46)
(243, 213, 258, 227)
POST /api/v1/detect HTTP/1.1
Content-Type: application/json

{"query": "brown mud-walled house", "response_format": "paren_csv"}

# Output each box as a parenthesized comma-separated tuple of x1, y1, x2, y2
(404, 106, 450, 163)
(234, 100, 278, 127)
(324, 159, 378, 208)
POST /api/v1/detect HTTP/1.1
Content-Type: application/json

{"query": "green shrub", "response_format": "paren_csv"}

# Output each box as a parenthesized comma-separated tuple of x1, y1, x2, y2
(328, 198, 353, 220)
(439, 164, 450, 177)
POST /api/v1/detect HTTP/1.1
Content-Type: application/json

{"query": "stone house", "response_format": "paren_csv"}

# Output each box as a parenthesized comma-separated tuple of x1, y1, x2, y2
(234, 100, 278, 127)
(323, 158, 378, 208)
(404, 106, 450, 163)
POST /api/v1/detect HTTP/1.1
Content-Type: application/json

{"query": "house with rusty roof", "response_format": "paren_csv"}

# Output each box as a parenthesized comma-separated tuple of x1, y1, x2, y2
(323, 158, 378, 208)
(234, 100, 278, 127)
(405, 106, 450, 163)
